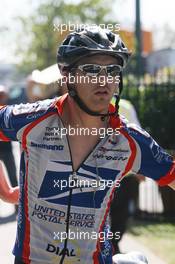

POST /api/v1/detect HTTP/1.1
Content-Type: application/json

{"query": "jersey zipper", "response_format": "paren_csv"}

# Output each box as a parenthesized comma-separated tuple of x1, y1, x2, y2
(59, 118, 105, 264)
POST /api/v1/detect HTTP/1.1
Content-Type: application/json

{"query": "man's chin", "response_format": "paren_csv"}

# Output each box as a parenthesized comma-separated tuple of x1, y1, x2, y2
(93, 96, 112, 108)
(90, 102, 110, 114)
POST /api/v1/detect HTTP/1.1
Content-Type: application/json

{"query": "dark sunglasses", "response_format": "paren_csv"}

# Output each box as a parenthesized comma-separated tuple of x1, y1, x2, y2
(75, 64, 123, 77)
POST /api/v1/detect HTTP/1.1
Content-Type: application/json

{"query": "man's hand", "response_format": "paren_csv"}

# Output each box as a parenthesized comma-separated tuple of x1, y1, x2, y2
(0, 186, 20, 204)
(113, 251, 148, 264)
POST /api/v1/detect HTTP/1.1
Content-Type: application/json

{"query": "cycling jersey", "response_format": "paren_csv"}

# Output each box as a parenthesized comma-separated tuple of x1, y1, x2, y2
(0, 93, 174, 264)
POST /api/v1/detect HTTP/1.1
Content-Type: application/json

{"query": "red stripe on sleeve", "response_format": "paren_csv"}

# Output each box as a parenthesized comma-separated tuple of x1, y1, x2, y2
(0, 130, 10, 141)
(157, 162, 175, 186)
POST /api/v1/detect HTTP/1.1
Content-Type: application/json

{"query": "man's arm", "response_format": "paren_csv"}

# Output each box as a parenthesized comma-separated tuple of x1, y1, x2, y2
(0, 162, 19, 204)
(168, 180, 175, 190)
(0, 100, 56, 142)
(127, 124, 175, 188)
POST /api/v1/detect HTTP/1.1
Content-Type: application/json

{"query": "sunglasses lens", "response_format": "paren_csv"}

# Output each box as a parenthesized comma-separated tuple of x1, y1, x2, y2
(82, 65, 100, 75)
(107, 65, 122, 76)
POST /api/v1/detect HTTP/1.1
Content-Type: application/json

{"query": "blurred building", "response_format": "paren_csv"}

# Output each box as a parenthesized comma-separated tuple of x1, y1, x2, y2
(145, 48, 175, 74)
(120, 30, 175, 75)
(26, 64, 62, 102)
(0, 64, 15, 86)
(119, 29, 153, 55)
(0, 64, 25, 87)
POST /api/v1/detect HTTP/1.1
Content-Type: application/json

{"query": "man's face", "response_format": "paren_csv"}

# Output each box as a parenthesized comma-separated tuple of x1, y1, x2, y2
(68, 54, 122, 113)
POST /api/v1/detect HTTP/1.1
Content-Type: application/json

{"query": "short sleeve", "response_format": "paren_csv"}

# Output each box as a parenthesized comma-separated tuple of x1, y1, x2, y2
(0, 99, 56, 142)
(127, 124, 175, 186)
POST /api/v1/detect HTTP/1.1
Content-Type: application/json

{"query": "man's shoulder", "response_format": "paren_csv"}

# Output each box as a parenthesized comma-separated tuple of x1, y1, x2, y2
(119, 115, 151, 141)
(11, 98, 58, 116)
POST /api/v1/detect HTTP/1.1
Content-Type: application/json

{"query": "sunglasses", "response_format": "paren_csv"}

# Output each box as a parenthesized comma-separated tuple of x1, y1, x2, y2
(75, 64, 123, 77)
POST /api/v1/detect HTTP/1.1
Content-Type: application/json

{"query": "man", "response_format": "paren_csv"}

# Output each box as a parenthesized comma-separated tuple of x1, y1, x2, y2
(0, 26, 174, 264)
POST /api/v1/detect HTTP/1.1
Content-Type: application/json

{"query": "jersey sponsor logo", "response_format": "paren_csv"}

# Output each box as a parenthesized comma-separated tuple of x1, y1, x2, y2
(12, 105, 30, 115)
(105, 149, 129, 153)
(99, 147, 129, 153)
(26, 110, 48, 119)
(150, 140, 172, 163)
(38, 170, 105, 208)
(43, 126, 62, 141)
(12, 101, 52, 116)
(31, 141, 64, 151)
(68, 212, 95, 228)
(93, 146, 128, 160)
(43, 136, 61, 141)
(130, 124, 150, 138)
(32, 203, 65, 224)
(93, 152, 128, 161)
(38, 161, 119, 208)
(46, 243, 76, 257)
(94, 144, 129, 161)
(32, 203, 95, 228)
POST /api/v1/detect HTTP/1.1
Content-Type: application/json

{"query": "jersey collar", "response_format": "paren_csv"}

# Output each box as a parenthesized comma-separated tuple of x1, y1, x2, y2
(55, 93, 122, 129)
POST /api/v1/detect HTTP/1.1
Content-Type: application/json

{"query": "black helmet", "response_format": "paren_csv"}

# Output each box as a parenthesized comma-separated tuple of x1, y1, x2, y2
(57, 25, 131, 69)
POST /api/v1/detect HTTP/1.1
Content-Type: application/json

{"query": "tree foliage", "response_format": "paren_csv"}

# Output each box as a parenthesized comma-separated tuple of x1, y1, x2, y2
(16, 0, 115, 74)
(122, 76, 175, 149)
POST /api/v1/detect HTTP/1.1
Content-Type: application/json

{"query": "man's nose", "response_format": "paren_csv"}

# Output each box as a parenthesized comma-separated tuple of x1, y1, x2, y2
(97, 69, 109, 86)
(99, 68, 107, 76)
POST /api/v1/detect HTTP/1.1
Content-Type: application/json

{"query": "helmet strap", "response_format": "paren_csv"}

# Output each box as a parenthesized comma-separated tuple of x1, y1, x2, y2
(68, 85, 120, 120)
(66, 70, 123, 120)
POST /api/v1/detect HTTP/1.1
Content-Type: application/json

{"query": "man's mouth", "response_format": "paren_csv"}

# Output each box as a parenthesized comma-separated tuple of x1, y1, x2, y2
(94, 90, 108, 95)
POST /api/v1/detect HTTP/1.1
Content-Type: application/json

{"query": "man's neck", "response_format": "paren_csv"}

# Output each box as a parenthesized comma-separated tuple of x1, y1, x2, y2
(62, 96, 108, 129)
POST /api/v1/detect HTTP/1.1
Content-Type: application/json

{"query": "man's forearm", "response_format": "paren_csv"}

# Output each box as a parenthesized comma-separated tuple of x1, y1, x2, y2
(168, 179, 175, 190)
(0, 162, 19, 204)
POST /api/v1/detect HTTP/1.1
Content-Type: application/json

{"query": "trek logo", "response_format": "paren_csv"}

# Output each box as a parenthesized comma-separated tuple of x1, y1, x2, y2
(46, 244, 76, 257)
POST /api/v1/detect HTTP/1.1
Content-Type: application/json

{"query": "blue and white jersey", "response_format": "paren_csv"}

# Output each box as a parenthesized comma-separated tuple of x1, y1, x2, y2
(0, 94, 174, 264)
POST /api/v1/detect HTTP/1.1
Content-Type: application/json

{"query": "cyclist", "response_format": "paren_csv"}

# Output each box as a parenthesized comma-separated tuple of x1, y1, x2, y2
(0, 26, 174, 264)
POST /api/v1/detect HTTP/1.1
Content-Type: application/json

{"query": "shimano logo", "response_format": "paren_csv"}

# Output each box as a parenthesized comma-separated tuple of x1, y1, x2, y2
(31, 142, 64, 151)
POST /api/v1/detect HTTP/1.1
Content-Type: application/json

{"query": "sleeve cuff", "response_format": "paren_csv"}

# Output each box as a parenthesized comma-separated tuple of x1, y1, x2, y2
(157, 162, 175, 186)
(0, 130, 10, 142)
